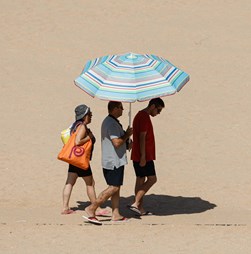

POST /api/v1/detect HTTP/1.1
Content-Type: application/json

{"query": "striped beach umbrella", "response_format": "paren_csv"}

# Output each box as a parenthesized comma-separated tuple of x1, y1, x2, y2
(74, 52, 189, 124)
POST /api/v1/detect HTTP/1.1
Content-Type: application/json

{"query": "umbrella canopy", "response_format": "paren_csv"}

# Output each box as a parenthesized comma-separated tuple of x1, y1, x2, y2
(74, 52, 189, 103)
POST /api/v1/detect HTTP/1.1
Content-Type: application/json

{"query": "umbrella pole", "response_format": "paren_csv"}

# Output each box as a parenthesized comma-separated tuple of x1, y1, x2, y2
(129, 102, 132, 127)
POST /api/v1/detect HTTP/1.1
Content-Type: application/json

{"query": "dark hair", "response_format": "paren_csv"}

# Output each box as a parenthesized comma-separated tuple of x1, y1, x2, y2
(148, 97, 165, 108)
(108, 101, 122, 112)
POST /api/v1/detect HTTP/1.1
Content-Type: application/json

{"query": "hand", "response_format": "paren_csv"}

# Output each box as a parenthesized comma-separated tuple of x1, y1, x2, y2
(139, 157, 146, 167)
(127, 139, 133, 151)
(125, 126, 133, 137)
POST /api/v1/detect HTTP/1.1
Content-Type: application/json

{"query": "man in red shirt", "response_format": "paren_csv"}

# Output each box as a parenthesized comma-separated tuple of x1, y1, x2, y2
(129, 98, 165, 215)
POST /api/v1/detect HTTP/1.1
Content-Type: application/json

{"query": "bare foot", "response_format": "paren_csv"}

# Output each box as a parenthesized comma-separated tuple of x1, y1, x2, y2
(85, 206, 95, 218)
(95, 208, 110, 216)
(111, 213, 125, 221)
(111, 216, 129, 222)
(61, 209, 76, 215)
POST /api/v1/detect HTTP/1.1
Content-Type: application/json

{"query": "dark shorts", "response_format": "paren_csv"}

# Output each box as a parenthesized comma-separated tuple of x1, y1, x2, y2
(103, 166, 124, 186)
(133, 161, 156, 177)
(68, 164, 92, 177)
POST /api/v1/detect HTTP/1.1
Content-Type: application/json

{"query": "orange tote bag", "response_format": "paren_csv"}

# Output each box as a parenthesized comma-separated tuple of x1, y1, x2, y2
(58, 125, 92, 170)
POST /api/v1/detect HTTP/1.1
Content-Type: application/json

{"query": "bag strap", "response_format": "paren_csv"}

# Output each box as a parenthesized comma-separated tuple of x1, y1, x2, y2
(72, 123, 89, 140)
(70, 121, 83, 135)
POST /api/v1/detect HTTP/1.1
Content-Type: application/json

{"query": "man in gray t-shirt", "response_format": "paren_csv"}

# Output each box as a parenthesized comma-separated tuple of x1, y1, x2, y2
(101, 114, 127, 170)
(83, 101, 132, 224)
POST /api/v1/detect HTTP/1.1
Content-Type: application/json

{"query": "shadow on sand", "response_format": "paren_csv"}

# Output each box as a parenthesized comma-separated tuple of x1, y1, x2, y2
(75, 194, 216, 216)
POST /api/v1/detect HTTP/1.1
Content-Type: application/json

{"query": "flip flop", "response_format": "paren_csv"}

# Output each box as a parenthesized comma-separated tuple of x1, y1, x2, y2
(127, 205, 141, 215)
(111, 217, 129, 223)
(61, 209, 76, 215)
(82, 215, 102, 225)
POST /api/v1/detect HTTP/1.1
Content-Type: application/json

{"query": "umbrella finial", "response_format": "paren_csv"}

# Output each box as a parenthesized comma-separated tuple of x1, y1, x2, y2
(127, 53, 137, 59)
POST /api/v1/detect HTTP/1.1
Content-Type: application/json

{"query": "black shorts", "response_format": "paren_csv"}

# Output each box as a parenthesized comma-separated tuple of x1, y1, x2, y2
(133, 161, 156, 177)
(103, 166, 124, 186)
(68, 164, 92, 177)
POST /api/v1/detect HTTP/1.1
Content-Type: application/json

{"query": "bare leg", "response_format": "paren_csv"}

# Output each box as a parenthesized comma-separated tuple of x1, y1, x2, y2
(82, 175, 96, 203)
(82, 175, 109, 215)
(85, 185, 119, 217)
(134, 176, 146, 195)
(134, 177, 145, 211)
(111, 187, 123, 220)
(131, 175, 157, 213)
(62, 172, 78, 213)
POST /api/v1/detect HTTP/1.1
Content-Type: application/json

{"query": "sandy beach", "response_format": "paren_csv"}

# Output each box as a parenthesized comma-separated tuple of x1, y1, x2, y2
(1, 0, 251, 253)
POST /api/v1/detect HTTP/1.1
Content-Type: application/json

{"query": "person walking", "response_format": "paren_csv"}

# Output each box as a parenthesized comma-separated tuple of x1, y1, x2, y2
(129, 98, 165, 216)
(61, 104, 108, 216)
(83, 101, 132, 225)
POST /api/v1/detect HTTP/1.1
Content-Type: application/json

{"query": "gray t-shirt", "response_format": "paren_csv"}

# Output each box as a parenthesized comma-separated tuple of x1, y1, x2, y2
(101, 115, 127, 170)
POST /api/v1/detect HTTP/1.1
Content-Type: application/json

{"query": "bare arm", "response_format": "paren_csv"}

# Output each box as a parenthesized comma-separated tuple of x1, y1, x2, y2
(75, 125, 91, 146)
(111, 126, 133, 148)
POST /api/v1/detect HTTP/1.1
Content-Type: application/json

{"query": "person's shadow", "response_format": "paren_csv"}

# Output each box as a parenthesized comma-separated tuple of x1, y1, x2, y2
(74, 194, 216, 217)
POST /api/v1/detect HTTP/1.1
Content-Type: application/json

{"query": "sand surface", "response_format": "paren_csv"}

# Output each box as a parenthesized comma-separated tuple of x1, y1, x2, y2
(1, 0, 251, 253)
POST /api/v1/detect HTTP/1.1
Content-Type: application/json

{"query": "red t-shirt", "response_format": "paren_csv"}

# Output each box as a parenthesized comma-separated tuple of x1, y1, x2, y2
(131, 110, 155, 162)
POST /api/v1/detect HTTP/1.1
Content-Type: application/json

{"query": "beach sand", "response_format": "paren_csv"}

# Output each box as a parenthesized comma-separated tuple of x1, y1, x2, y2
(1, 0, 251, 253)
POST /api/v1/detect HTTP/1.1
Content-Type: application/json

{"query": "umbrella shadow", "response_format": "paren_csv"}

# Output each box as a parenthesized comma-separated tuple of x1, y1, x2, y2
(75, 194, 216, 216)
